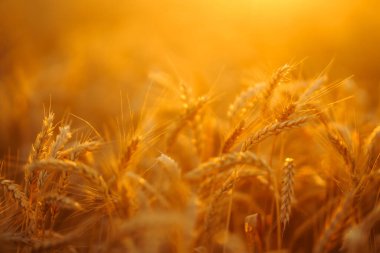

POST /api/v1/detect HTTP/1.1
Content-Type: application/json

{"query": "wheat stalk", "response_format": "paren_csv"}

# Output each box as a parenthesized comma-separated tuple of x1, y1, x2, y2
(245, 213, 264, 253)
(342, 204, 380, 253)
(364, 125, 380, 171)
(203, 168, 269, 244)
(313, 193, 354, 253)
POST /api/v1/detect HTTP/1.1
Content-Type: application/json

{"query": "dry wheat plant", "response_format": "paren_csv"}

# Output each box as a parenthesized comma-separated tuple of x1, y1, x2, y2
(0, 61, 379, 253)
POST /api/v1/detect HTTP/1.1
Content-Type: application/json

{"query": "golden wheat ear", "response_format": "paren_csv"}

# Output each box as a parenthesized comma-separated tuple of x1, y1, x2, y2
(24, 112, 55, 198)
(280, 158, 295, 233)
(118, 136, 140, 174)
(27, 159, 109, 197)
(185, 151, 272, 182)
(0, 176, 31, 214)
(243, 115, 314, 150)
(227, 83, 265, 121)
(222, 120, 245, 153)
(166, 95, 208, 150)
(261, 64, 292, 102)
(48, 125, 72, 158)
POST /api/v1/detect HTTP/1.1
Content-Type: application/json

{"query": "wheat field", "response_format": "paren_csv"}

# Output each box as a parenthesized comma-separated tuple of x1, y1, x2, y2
(1, 1, 380, 253)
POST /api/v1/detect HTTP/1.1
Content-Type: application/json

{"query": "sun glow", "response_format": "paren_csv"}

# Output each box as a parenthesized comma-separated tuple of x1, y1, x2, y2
(0, 1, 380, 252)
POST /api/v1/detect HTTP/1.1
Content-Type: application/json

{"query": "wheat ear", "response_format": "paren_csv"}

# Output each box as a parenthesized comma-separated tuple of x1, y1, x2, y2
(27, 159, 108, 195)
(185, 151, 272, 181)
(0, 176, 31, 213)
(243, 116, 312, 150)
(157, 153, 181, 179)
(299, 75, 328, 102)
(42, 193, 82, 211)
(37, 125, 72, 191)
(49, 125, 72, 158)
(167, 96, 208, 149)
(261, 64, 291, 106)
(24, 113, 55, 198)
(222, 120, 245, 153)
(118, 136, 140, 173)
(28, 112, 55, 162)
(227, 84, 263, 119)
(57, 140, 101, 160)
(327, 132, 355, 174)
(280, 158, 295, 232)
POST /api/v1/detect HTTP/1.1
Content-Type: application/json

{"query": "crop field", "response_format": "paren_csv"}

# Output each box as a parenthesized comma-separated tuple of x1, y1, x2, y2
(0, 1, 380, 252)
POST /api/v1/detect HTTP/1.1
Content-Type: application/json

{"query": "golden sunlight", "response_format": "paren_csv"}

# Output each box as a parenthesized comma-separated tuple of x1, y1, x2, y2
(0, 0, 379, 252)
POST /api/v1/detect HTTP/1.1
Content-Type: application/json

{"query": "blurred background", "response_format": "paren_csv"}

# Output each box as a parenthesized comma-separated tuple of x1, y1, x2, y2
(1, 0, 380, 155)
